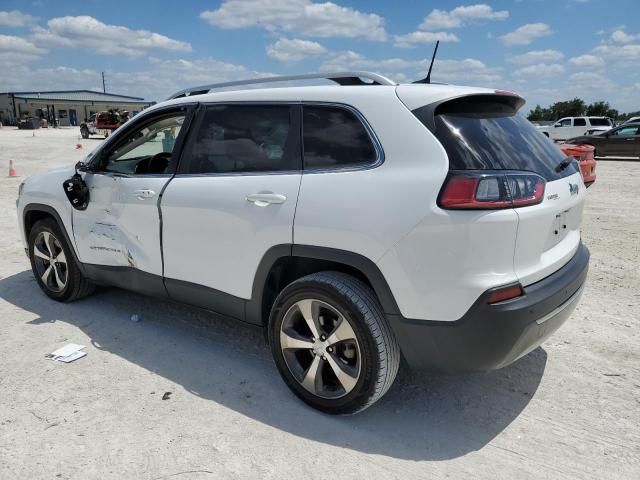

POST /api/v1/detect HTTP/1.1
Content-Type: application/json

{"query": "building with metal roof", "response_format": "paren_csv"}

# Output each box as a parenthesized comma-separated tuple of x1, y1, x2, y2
(0, 90, 153, 127)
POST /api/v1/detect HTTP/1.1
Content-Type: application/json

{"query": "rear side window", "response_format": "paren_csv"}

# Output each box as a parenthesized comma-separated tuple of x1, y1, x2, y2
(303, 105, 377, 170)
(590, 118, 611, 126)
(574, 118, 586, 126)
(184, 105, 298, 174)
(412, 96, 579, 181)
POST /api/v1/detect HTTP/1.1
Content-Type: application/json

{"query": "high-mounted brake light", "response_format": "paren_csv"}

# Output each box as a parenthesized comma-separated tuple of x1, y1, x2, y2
(438, 172, 545, 210)
(487, 284, 524, 304)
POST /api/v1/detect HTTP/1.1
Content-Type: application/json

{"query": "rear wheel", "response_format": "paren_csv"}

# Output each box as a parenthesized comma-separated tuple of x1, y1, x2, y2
(269, 272, 400, 414)
(28, 219, 95, 302)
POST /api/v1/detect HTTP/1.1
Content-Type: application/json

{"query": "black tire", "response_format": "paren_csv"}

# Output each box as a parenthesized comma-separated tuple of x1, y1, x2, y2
(28, 218, 95, 302)
(80, 125, 89, 139)
(268, 271, 400, 414)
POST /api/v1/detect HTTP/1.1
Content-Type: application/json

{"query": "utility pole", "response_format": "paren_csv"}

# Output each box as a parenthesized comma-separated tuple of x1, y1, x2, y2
(102, 72, 106, 93)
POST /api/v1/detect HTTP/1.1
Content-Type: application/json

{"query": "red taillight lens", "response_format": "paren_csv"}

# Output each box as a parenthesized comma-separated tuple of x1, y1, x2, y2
(487, 284, 524, 304)
(438, 172, 545, 209)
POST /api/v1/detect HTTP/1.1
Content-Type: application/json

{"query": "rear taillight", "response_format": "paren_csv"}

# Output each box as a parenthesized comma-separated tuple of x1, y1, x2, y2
(487, 284, 524, 304)
(438, 171, 545, 210)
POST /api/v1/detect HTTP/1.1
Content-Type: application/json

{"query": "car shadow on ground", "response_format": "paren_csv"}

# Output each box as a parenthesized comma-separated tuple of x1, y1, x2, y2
(0, 270, 547, 461)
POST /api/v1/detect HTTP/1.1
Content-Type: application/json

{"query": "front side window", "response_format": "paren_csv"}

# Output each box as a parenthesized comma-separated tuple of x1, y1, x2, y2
(185, 105, 297, 174)
(557, 119, 571, 127)
(302, 105, 377, 170)
(103, 113, 185, 175)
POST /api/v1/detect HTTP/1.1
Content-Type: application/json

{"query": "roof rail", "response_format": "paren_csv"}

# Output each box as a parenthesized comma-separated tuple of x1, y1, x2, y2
(167, 71, 396, 100)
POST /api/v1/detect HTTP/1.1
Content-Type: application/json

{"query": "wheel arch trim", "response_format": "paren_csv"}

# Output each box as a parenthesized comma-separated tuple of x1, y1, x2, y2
(22, 203, 85, 275)
(246, 244, 401, 325)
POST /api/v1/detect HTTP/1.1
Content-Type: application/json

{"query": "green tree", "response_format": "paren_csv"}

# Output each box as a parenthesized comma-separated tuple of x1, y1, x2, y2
(586, 101, 618, 118)
(550, 98, 586, 119)
(527, 104, 554, 121)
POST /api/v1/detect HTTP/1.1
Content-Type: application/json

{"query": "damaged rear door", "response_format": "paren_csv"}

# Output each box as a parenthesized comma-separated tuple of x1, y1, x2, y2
(72, 106, 194, 276)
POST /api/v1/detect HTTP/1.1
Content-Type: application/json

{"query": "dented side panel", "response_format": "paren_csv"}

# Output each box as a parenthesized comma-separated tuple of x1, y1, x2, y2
(72, 173, 169, 275)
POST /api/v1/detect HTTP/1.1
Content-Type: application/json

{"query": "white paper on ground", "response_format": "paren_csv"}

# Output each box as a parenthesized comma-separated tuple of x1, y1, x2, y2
(48, 343, 86, 363)
(56, 350, 87, 363)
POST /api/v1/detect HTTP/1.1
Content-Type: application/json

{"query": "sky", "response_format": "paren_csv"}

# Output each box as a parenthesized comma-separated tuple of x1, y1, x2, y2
(1, 0, 639, 113)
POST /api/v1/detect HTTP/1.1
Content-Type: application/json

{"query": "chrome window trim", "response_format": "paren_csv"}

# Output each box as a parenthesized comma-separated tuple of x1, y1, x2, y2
(173, 101, 385, 178)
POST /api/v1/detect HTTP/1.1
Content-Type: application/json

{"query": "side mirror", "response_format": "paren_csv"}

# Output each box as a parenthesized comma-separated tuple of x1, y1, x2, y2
(75, 160, 98, 173)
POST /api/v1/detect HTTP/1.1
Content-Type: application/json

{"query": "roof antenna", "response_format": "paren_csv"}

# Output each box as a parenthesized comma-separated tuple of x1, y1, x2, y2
(414, 40, 440, 84)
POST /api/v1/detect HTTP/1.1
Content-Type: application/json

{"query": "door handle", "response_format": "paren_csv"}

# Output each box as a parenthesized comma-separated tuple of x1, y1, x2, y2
(246, 193, 286, 207)
(134, 189, 156, 200)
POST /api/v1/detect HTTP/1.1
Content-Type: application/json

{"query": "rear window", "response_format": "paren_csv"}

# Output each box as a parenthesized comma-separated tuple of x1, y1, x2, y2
(413, 97, 578, 181)
(589, 118, 611, 126)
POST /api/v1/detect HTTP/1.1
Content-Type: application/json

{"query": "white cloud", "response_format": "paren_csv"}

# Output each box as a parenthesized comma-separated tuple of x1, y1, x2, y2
(569, 54, 605, 68)
(0, 10, 36, 27)
(593, 43, 640, 61)
(320, 51, 502, 85)
(507, 49, 564, 65)
(569, 71, 614, 90)
(500, 23, 552, 46)
(0, 33, 46, 65)
(611, 29, 639, 43)
(266, 37, 327, 62)
(1, 57, 271, 102)
(31, 16, 191, 57)
(200, 0, 387, 40)
(393, 31, 460, 48)
(513, 63, 565, 77)
(419, 4, 508, 30)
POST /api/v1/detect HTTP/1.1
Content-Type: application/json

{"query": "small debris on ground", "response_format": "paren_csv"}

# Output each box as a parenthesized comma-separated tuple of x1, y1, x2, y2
(46, 344, 87, 363)
(161, 392, 172, 400)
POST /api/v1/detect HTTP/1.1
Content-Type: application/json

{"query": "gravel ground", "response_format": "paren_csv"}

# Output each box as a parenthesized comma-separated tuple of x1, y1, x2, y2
(0, 127, 638, 479)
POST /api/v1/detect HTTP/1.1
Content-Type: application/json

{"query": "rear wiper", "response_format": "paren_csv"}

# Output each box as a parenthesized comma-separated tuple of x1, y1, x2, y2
(555, 157, 573, 173)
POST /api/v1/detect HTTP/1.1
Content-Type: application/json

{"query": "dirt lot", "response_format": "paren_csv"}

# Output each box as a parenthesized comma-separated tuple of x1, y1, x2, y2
(0, 127, 638, 479)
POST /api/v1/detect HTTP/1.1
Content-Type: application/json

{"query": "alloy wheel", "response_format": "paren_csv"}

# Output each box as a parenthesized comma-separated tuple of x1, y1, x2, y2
(280, 299, 361, 399)
(33, 231, 68, 293)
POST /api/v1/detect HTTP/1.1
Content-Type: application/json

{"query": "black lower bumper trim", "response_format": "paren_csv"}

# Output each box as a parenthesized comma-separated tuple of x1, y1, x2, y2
(388, 243, 590, 371)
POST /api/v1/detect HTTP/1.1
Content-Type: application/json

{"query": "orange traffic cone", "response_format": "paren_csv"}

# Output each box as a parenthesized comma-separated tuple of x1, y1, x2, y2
(8, 160, 18, 177)
(75, 143, 82, 150)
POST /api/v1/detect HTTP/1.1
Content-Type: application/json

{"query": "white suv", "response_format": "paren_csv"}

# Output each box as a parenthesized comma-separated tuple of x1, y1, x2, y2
(17, 72, 589, 414)
(537, 116, 613, 140)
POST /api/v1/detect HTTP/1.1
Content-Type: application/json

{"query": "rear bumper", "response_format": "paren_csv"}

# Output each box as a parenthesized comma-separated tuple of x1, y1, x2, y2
(388, 242, 589, 371)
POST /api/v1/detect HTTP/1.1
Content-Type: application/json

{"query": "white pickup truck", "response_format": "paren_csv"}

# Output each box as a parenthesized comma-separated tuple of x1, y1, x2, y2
(537, 117, 613, 141)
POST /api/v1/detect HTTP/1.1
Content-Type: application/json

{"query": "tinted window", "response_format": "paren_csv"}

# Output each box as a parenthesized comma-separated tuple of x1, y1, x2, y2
(590, 118, 611, 126)
(574, 118, 586, 126)
(414, 101, 578, 181)
(186, 105, 297, 174)
(303, 106, 377, 169)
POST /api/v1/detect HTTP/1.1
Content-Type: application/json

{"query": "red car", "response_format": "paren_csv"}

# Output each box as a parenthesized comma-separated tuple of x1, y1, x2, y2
(560, 144, 596, 187)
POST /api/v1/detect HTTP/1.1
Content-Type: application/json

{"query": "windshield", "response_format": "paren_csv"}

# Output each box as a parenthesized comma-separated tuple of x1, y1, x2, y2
(413, 101, 579, 181)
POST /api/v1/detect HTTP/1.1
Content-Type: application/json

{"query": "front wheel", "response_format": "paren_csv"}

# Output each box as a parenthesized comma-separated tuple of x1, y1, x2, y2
(28, 219, 95, 302)
(269, 272, 400, 414)
(80, 125, 89, 139)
